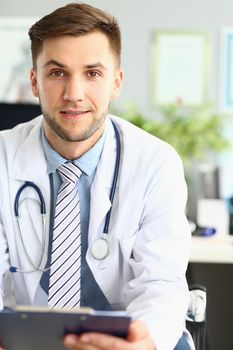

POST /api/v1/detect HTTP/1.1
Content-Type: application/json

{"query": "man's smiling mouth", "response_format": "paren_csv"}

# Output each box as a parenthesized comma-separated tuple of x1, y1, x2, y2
(61, 110, 90, 117)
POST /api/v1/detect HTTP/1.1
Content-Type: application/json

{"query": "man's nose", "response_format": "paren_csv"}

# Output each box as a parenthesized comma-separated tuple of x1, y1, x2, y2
(63, 77, 85, 102)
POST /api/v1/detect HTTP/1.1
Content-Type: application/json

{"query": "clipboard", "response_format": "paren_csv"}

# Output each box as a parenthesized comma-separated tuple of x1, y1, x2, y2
(0, 307, 131, 350)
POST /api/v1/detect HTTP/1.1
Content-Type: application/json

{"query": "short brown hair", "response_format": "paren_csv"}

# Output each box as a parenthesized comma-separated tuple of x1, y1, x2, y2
(28, 2, 121, 67)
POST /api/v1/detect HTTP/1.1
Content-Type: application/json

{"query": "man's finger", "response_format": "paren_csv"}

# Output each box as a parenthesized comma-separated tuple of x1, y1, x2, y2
(78, 332, 133, 350)
(127, 320, 149, 342)
(64, 334, 97, 350)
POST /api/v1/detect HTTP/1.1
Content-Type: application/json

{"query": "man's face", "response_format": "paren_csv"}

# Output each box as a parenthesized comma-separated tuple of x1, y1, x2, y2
(30, 32, 123, 148)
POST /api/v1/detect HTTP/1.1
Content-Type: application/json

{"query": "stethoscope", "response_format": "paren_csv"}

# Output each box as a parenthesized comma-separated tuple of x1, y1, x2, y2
(10, 121, 121, 273)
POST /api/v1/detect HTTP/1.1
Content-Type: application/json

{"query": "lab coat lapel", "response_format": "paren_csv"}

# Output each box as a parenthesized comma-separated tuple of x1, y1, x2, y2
(11, 117, 50, 246)
(88, 118, 116, 243)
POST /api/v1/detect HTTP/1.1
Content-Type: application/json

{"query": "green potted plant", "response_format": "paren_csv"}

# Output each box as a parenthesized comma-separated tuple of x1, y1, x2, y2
(114, 102, 231, 167)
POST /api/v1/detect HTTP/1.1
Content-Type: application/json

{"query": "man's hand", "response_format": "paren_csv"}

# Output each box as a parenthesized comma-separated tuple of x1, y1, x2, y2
(63, 319, 155, 350)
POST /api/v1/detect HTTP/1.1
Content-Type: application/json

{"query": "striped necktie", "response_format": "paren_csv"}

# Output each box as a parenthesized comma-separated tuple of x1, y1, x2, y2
(48, 162, 82, 309)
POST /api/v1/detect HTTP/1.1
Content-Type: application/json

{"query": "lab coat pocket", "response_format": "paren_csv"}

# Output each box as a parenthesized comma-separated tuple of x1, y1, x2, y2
(119, 232, 137, 261)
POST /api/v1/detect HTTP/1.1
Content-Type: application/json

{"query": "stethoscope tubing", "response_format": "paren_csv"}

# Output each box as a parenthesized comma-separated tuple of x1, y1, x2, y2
(11, 182, 47, 273)
(14, 181, 46, 217)
(103, 121, 121, 234)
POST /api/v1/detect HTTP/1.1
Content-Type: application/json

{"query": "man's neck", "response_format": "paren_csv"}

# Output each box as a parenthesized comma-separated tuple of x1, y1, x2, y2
(43, 124, 105, 160)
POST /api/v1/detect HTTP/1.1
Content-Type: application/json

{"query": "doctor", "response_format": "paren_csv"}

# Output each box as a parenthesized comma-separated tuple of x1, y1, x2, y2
(0, 3, 193, 350)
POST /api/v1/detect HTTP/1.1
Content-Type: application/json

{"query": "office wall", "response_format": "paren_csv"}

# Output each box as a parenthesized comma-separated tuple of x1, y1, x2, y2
(2, 0, 233, 117)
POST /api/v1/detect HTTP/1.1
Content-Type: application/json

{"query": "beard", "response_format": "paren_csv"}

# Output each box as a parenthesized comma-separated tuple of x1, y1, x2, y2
(42, 108, 108, 143)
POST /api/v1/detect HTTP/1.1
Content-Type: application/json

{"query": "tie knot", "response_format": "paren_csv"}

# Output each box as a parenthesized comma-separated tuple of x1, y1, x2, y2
(58, 163, 82, 184)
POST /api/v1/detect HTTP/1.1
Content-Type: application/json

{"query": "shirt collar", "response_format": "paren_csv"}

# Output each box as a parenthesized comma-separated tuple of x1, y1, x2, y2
(41, 127, 106, 176)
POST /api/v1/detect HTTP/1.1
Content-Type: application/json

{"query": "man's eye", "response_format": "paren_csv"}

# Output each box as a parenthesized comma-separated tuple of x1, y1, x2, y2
(51, 71, 64, 77)
(87, 71, 100, 78)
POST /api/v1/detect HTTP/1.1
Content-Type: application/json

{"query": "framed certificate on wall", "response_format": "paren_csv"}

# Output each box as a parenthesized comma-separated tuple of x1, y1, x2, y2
(220, 28, 233, 112)
(151, 30, 210, 107)
(0, 17, 37, 104)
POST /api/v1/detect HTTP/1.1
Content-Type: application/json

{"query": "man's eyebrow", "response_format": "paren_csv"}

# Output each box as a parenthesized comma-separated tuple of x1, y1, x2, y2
(42, 60, 107, 70)
(85, 62, 107, 70)
(43, 59, 66, 69)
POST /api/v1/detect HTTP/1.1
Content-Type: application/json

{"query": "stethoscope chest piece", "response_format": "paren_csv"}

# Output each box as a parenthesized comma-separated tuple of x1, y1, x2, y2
(91, 236, 110, 260)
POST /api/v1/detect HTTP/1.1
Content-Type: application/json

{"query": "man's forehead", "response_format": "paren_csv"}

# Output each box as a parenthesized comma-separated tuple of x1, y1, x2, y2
(35, 34, 117, 69)
(42, 58, 108, 71)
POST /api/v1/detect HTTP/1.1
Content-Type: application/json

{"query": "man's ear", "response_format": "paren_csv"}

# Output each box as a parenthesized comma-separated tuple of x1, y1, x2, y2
(30, 68, 39, 97)
(111, 68, 124, 100)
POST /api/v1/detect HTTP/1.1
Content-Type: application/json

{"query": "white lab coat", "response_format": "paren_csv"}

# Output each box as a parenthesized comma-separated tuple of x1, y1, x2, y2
(0, 114, 194, 350)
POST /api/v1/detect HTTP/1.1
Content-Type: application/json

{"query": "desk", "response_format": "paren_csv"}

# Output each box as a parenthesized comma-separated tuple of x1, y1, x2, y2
(190, 198, 233, 263)
(190, 233, 233, 263)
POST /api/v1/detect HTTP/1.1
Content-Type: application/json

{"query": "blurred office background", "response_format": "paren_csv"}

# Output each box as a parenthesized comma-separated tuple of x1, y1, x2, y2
(2, 1, 233, 349)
